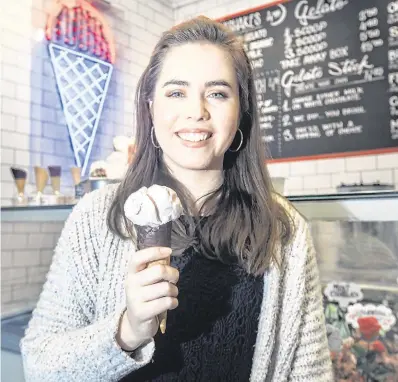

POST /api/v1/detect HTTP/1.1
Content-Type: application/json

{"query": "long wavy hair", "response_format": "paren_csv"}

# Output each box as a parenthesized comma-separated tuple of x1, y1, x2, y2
(107, 16, 294, 275)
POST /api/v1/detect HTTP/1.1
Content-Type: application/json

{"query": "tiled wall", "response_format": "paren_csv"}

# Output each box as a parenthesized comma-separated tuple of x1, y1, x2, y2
(1, 221, 64, 316)
(174, 0, 398, 195)
(1, 0, 174, 206)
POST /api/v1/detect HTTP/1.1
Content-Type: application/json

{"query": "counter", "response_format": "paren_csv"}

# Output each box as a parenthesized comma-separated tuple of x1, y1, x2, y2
(2, 190, 398, 222)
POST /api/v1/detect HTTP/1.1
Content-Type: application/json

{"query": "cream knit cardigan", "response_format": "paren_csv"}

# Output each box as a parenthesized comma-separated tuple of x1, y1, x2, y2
(20, 184, 333, 382)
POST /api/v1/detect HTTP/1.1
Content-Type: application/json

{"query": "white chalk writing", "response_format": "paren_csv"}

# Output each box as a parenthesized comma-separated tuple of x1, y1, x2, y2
(294, 0, 349, 26)
(338, 120, 363, 135)
(266, 4, 287, 26)
(284, 28, 295, 59)
(342, 106, 366, 115)
(294, 21, 327, 37)
(249, 38, 274, 50)
(296, 42, 328, 57)
(280, 57, 302, 70)
(262, 135, 275, 142)
(281, 66, 323, 97)
(296, 32, 327, 47)
(223, 12, 261, 33)
(254, 78, 267, 94)
(243, 28, 267, 43)
(303, 51, 327, 65)
(391, 120, 398, 139)
(388, 1, 398, 14)
(329, 46, 349, 60)
(325, 109, 340, 117)
(322, 122, 342, 136)
(295, 125, 321, 139)
(328, 55, 374, 76)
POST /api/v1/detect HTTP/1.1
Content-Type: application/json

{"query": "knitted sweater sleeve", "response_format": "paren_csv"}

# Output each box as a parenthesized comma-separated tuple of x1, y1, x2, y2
(20, 190, 155, 382)
(289, 222, 334, 382)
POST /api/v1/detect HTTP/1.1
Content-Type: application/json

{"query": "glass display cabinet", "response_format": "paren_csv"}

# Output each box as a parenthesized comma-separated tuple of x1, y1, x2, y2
(292, 192, 398, 382)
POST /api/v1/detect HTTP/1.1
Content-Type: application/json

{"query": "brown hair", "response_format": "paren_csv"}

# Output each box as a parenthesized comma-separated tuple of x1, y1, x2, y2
(107, 16, 294, 275)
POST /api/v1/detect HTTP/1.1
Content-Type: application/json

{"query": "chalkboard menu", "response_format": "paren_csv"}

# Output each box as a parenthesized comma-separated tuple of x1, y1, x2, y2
(219, 0, 398, 160)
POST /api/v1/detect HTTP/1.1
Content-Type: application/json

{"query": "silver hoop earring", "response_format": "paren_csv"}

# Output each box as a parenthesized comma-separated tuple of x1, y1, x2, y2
(151, 126, 160, 149)
(228, 128, 243, 152)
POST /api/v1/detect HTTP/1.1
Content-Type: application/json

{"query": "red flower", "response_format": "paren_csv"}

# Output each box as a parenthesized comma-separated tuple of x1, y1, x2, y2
(357, 316, 381, 341)
(370, 340, 386, 353)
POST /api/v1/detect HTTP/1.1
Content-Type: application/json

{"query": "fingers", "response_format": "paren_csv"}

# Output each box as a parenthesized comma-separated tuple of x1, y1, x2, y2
(140, 282, 179, 302)
(125, 247, 179, 328)
(135, 297, 179, 322)
(129, 247, 172, 273)
(133, 264, 180, 286)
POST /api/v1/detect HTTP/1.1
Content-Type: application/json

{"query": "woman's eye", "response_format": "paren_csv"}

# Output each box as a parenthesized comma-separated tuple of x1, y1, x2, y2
(208, 92, 227, 99)
(168, 91, 184, 98)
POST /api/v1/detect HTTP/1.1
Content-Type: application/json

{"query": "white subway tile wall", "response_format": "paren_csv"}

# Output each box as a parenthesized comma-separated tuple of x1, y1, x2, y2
(1, 221, 64, 315)
(377, 153, 398, 169)
(316, 158, 346, 174)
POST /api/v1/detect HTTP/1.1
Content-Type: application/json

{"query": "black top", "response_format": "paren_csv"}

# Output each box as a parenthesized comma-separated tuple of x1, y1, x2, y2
(120, 247, 264, 382)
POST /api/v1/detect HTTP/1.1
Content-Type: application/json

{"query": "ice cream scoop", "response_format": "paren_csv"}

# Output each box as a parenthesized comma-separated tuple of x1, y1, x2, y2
(124, 185, 183, 333)
(125, 185, 183, 228)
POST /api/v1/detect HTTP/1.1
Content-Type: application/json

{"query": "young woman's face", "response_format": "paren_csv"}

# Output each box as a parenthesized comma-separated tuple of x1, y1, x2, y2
(151, 43, 240, 172)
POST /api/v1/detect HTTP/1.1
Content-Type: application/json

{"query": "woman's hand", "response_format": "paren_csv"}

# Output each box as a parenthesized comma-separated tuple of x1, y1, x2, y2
(116, 247, 179, 351)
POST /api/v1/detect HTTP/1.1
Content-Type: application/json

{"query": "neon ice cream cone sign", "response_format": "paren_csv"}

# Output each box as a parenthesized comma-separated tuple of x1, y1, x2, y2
(46, 0, 115, 176)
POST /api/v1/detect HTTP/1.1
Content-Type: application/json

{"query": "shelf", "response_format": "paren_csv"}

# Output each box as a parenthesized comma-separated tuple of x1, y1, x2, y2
(2, 191, 398, 222)
(1, 204, 74, 222)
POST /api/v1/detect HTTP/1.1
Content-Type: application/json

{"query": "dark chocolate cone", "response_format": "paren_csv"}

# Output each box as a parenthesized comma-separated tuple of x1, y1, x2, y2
(136, 223, 172, 250)
(136, 222, 172, 334)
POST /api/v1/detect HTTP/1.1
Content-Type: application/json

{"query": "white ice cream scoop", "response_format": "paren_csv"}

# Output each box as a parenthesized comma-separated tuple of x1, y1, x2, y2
(124, 185, 183, 228)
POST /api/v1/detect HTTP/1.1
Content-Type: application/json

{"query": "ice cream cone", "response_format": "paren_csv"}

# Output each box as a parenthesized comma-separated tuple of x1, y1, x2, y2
(10, 167, 28, 205)
(15, 178, 26, 194)
(124, 185, 183, 335)
(34, 167, 48, 193)
(10, 168, 27, 194)
(136, 223, 172, 249)
(48, 166, 61, 193)
(136, 222, 172, 334)
(70, 167, 81, 185)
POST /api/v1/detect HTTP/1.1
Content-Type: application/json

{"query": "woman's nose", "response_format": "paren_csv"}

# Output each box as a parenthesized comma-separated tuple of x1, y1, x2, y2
(185, 97, 210, 121)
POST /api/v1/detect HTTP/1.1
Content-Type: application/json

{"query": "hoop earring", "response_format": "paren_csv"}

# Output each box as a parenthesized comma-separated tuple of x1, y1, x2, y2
(151, 126, 160, 149)
(228, 128, 243, 152)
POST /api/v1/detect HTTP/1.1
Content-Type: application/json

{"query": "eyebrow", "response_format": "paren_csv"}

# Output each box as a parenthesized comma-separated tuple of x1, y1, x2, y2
(162, 79, 233, 89)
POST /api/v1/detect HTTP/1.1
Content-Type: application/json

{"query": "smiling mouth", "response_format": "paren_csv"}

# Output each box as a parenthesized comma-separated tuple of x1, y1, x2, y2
(176, 132, 213, 142)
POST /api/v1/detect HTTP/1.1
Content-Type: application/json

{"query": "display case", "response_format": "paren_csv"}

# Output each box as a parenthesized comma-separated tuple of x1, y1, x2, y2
(292, 192, 398, 381)
(1, 191, 398, 381)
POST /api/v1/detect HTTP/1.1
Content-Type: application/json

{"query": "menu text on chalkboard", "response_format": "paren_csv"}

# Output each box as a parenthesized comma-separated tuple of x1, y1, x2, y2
(219, 0, 398, 160)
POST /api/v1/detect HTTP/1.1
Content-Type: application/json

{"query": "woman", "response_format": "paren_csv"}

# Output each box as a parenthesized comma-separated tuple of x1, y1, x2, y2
(21, 16, 333, 381)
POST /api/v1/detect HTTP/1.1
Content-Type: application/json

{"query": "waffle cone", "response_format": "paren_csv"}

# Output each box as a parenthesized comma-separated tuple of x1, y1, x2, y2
(15, 178, 26, 194)
(136, 222, 172, 334)
(70, 167, 81, 185)
(34, 167, 48, 193)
